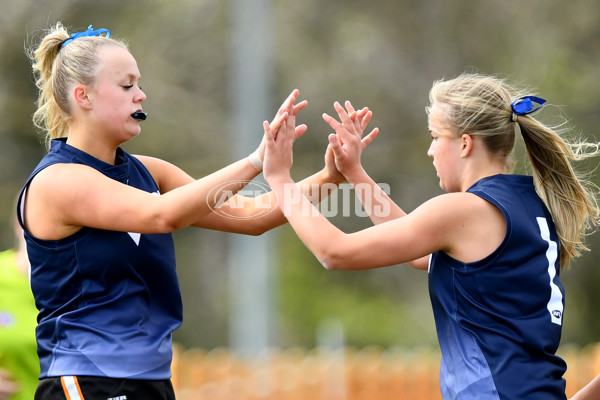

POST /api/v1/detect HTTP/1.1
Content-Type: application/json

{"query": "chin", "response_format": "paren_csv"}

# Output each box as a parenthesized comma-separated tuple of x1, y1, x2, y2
(120, 130, 140, 144)
(436, 176, 443, 188)
(438, 180, 450, 193)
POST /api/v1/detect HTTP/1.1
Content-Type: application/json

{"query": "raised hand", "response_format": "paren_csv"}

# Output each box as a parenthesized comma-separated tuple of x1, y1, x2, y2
(263, 98, 297, 183)
(255, 89, 308, 164)
(322, 101, 379, 180)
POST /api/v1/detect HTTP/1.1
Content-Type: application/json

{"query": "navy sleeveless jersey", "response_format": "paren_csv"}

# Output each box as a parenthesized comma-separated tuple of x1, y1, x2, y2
(17, 139, 183, 379)
(428, 174, 566, 399)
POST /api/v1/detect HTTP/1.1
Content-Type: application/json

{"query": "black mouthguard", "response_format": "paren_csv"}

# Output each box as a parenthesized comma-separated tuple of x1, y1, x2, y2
(131, 111, 148, 121)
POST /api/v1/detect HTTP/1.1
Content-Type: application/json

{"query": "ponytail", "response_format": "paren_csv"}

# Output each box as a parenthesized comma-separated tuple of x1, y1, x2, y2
(517, 116, 600, 267)
(28, 22, 71, 148)
(27, 22, 127, 148)
(428, 72, 600, 267)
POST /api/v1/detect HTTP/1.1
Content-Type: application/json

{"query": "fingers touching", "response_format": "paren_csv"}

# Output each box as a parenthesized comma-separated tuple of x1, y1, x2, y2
(322, 100, 379, 148)
(361, 127, 380, 149)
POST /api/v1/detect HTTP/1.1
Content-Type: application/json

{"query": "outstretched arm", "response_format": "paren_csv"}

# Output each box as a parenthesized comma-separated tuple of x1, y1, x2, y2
(262, 101, 464, 271)
(24, 91, 297, 240)
(323, 101, 429, 270)
(187, 99, 381, 235)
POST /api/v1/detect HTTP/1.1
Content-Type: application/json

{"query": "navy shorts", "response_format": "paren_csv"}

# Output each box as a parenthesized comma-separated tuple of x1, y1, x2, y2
(35, 376, 176, 400)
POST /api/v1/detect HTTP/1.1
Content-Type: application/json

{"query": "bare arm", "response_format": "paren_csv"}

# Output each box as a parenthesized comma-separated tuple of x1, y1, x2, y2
(191, 167, 345, 234)
(323, 101, 430, 270)
(24, 90, 300, 240)
(136, 99, 378, 236)
(174, 100, 379, 235)
(25, 152, 279, 239)
(570, 375, 600, 400)
(262, 104, 475, 271)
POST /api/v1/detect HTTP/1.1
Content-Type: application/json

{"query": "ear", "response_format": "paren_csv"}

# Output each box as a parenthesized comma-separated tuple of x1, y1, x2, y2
(73, 85, 93, 110)
(460, 133, 473, 158)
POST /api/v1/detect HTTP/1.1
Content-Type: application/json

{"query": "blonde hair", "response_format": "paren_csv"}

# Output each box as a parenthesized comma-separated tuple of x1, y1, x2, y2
(427, 72, 600, 267)
(27, 22, 127, 148)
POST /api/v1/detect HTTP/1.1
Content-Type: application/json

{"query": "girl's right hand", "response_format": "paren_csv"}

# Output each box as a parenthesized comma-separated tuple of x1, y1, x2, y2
(263, 103, 297, 184)
(322, 101, 379, 181)
(255, 89, 307, 165)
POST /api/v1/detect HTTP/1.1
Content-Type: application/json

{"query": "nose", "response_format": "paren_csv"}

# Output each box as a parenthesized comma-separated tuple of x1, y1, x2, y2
(136, 87, 146, 103)
(427, 142, 434, 158)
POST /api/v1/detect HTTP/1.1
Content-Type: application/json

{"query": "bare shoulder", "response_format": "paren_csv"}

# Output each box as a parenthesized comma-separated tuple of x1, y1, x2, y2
(133, 154, 172, 177)
(29, 162, 100, 192)
(437, 192, 506, 262)
(27, 162, 107, 211)
(133, 154, 167, 168)
(414, 192, 494, 220)
(412, 192, 505, 263)
(132, 155, 193, 193)
(25, 163, 109, 238)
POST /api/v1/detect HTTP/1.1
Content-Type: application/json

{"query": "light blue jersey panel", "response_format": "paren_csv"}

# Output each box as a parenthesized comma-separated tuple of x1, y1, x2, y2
(434, 315, 498, 398)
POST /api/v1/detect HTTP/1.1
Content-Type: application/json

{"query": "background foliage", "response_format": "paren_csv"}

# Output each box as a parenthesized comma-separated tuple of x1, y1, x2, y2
(1, 0, 599, 352)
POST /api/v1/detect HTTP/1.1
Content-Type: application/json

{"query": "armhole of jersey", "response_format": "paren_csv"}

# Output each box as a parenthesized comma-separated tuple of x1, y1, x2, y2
(17, 186, 28, 232)
(17, 187, 32, 286)
(130, 154, 162, 195)
(17, 163, 48, 234)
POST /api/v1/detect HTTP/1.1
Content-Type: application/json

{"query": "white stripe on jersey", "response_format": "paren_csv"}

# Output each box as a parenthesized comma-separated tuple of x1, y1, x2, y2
(537, 217, 563, 325)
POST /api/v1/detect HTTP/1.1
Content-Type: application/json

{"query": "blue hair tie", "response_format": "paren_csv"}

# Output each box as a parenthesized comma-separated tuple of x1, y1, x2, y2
(62, 25, 111, 48)
(510, 96, 546, 122)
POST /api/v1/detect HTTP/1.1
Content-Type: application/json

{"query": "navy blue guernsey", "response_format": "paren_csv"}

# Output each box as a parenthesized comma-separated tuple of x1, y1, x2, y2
(428, 174, 566, 400)
(17, 139, 183, 379)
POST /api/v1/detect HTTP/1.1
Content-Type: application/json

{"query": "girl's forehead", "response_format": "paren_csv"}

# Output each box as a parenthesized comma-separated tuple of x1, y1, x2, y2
(97, 46, 140, 77)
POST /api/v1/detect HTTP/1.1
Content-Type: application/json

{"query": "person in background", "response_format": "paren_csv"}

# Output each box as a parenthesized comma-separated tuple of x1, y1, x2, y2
(21, 22, 377, 400)
(0, 213, 38, 400)
(263, 73, 600, 399)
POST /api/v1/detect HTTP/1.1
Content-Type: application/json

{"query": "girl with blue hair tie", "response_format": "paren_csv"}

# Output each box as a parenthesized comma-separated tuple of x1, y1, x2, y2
(21, 22, 377, 399)
(264, 72, 600, 400)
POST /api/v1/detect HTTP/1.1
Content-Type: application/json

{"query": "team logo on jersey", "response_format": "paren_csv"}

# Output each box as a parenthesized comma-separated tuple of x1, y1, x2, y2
(552, 310, 562, 320)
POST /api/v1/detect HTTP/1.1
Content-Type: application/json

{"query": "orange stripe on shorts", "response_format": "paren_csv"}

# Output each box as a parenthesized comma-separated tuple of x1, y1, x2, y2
(60, 376, 85, 400)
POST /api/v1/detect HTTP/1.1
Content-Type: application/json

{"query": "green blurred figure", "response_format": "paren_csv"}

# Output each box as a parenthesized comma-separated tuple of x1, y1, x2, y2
(0, 216, 39, 400)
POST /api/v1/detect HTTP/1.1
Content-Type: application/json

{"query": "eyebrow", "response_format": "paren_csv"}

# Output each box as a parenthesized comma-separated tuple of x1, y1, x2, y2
(124, 73, 141, 81)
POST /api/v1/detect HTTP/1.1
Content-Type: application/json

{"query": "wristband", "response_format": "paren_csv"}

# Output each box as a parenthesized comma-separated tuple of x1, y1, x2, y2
(248, 149, 263, 172)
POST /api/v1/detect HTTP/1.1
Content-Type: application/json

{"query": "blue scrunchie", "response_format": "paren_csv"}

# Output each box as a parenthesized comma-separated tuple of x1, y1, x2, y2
(62, 25, 111, 48)
(510, 96, 546, 122)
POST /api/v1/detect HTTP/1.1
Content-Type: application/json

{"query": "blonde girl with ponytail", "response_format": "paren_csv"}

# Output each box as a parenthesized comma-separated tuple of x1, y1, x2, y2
(21, 22, 374, 399)
(263, 72, 600, 399)
(428, 73, 600, 267)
